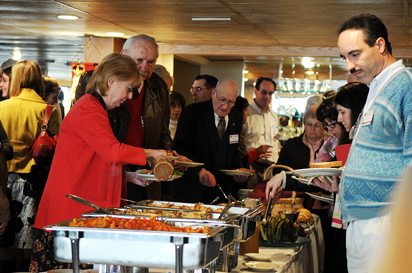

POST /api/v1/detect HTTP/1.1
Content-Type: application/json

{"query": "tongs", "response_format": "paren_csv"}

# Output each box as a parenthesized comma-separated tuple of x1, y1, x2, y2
(216, 183, 230, 202)
(120, 198, 203, 213)
(261, 194, 273, 226)
(218, 203, 234, 220)
(66, 194, 111, 214)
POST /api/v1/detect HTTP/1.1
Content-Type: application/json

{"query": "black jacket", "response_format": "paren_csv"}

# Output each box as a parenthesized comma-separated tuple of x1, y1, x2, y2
(170, 100, 243, 203)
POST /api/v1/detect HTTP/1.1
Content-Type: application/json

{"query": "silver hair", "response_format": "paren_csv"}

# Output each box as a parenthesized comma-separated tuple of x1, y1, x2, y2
(305, 95, 323, 111)
(122, 34, 158, 51)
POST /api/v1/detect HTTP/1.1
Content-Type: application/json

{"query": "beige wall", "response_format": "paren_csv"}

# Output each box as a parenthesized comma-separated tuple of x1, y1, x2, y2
(200, 60, 244, 94)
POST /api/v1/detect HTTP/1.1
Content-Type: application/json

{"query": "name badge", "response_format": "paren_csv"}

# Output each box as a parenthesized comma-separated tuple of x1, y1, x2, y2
(229, 134, 239, 144)
(362, 110, 374, 126)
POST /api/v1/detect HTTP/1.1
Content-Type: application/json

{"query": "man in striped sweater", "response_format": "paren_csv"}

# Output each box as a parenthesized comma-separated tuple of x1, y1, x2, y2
(337, 14, 412, 273)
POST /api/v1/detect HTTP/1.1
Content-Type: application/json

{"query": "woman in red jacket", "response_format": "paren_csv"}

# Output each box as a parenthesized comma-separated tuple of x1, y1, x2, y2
(31, 53, 167, 272)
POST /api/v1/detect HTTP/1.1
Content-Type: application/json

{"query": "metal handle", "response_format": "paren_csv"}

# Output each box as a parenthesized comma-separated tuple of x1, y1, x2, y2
(216, 183, 229, 202)
(66, 194, 111, 214)
(262, 194, 273, 225)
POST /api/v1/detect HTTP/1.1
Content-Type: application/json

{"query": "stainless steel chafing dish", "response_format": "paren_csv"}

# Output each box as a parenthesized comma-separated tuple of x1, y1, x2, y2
(46, 219, 225, 273)
(131, 200, 264, 241)
(81, 211, 239, 250)
(124, 200, 263, 272)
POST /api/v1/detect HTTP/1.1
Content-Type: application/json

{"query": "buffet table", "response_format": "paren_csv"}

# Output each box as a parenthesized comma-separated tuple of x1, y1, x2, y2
(234, 214, 324, 273)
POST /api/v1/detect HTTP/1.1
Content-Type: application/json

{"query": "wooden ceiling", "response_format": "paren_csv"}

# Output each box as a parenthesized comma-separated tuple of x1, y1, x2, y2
(0, 0, 411, 82)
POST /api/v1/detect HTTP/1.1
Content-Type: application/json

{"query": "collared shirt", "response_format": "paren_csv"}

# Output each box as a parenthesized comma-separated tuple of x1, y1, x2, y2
(365, 59, 404, 112)
(214, 112, 228, 130)
(243, 99, 280, 163)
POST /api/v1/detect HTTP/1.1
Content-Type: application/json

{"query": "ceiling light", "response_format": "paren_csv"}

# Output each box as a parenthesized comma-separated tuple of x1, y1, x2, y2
(243, 78, 249, 82)
(191, 17, 231, 21)
(305, 70, 315, 76)
(301, 57, 315, 69)
(243, 69, 249, 74)
(58, 15, 79, 20)
(106, 32, 125, 37)
(12, 47, 22, 60)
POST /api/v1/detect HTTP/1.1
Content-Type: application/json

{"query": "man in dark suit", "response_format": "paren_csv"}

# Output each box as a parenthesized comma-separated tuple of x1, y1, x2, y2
(170, 79, 248, 203)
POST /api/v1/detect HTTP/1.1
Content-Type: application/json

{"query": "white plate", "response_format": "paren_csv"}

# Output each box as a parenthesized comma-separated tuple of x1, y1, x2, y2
(174, 160, 204, 167)
(293, 168, 342, 178)
(135, 170, 182, 181)
(244, 253, 271, 261)
(305, 192, 334, 203)
(220, 169, 255, 176)
(243, 261, 281, 272)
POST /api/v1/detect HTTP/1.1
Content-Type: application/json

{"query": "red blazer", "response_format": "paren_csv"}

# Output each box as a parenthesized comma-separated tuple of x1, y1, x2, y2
(35, 94, 146, 229)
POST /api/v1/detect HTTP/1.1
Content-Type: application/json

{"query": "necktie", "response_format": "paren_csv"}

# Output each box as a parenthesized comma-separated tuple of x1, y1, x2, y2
(217, 117, 226, 138)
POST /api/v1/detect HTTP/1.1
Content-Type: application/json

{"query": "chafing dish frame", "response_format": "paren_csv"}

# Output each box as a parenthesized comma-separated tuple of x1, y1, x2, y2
(45, 220, 226, 273)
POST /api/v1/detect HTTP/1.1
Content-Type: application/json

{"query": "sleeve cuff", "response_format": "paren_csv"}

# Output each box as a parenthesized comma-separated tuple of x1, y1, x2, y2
(280, 171, 287, 190)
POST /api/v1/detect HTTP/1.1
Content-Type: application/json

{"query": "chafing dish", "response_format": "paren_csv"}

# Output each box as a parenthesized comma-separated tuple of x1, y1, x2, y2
(132, 200, 264, 241)
(46, 219, 225, 273)
(81, 211, 239, 250)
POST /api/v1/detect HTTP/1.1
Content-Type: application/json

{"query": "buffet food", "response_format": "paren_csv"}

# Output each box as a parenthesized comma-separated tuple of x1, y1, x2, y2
(142, 202, 224, 213)
(68, 216, 211, 233)
(309, 161, 342, 168)
(111, 207, 213, 219)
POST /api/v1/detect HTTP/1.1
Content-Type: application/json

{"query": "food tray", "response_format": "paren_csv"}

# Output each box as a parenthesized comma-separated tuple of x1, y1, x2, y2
(81, 211, 238, 249)
(132, 200, 264, 241)
(46, 219, 225, 270)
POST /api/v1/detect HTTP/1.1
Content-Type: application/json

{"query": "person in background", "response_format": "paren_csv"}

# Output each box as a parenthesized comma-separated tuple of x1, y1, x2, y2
(243, 77, 280, 171)
(0, 60, 60, 253)
(191, 74, 218, 103)
(314, 96, 350, 163)
(305, 94, 323, 112)
(0, 58, 16, 101)
(277, 110, 324, 170)
(74, 70, 94, 103)
(31, 53, 167, 272)
(121, 34, 173, 201)
(154, 64, 174, 91)
(334, 82, 369, 139)
(0, 69, 3, 101)
(57, 88, 65, 120)
(233, 96, 271, 168)
(170, 79, 248, 203)
(42, 76, 60, 105)
(0, 121, 13, 241)
(43, 76, 63, 126)
(169, 91, 186, 140)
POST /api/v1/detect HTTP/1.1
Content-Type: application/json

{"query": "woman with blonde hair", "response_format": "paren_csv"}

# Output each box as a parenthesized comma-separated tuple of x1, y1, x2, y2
(0, 60, 60, 253)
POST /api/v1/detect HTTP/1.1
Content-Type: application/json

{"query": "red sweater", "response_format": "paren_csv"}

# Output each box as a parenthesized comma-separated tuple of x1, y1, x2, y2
(35, 95, 146, 229)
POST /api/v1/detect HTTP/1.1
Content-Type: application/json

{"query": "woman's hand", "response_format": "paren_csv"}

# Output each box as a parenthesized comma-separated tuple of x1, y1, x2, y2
(311, 176, 339, 193)
(126, 171, 152, 187)
(256, 145, 272, 159)
(265, 172, 286, 200)
(144, 149, 167, 165)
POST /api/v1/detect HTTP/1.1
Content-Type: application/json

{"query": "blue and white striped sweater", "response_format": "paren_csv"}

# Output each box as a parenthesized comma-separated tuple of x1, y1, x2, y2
(340, 67, 412, 223)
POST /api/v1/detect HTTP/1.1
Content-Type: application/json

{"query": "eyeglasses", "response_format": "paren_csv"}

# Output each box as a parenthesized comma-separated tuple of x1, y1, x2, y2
(304, 122, 323, 130)
(324, 121, 337, 130)
(216, 96, 236, 107)
(190, 86, 208, 93)
(259, 89, 275, 96)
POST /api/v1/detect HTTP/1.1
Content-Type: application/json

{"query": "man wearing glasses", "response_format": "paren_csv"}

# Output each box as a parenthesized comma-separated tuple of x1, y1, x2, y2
(170, 79, 247, 203)
(243, 77, 280, 170)
(190, 74, 218, 103)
